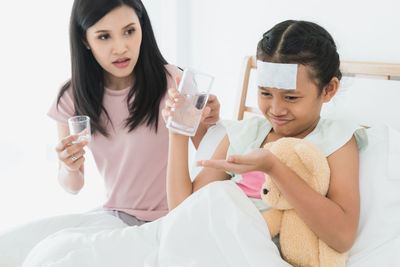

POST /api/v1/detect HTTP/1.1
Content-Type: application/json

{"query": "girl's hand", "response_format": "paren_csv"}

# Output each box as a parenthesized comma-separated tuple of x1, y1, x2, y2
(55, 135, 88, 171)
(200, 94, 220, 126)
(196, 148, 275, 174)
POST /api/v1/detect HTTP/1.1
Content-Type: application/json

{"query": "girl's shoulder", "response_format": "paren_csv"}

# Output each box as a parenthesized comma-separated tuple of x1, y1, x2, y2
(306, 118, 368, 157)
(223, 116, 269, 132)
(222, 116, 272, 154)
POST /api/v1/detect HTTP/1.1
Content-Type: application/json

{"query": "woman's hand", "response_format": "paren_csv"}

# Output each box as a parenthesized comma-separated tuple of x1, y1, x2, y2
(162, 87, 180, 124)
(55, 135, 88, 171)
(196, 148, 276, 174)
(200, 94, 220, 127)
(162, 77, 182, 124)
(162, 77, 220, 127)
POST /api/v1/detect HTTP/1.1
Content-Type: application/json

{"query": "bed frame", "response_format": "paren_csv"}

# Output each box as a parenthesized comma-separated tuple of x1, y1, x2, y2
(234, 56, 400, 120)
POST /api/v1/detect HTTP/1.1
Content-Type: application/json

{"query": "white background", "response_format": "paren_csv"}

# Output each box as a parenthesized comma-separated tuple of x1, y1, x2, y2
(0, 0, 399, 231)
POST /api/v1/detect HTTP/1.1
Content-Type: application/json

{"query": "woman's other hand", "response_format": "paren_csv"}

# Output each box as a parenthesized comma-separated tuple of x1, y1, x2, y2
(200, 94, 220, 127)
(55, 135, 88, 171)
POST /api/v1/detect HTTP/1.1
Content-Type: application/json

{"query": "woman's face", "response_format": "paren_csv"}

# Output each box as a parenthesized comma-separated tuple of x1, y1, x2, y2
(86, 5, 142, 88)
(257, 64, 335, 138)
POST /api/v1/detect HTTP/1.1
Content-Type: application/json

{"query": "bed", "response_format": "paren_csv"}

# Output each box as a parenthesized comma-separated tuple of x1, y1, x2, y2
(11, 58, 400, 267)
(191, 56, 400, 266)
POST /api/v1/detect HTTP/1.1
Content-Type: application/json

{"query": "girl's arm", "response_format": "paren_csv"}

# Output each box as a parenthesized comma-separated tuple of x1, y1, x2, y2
(55, 123, 87, 194)
(266, 136, 359, 253)
(199, 136, 360, 253)
(167, 133, 231, 210)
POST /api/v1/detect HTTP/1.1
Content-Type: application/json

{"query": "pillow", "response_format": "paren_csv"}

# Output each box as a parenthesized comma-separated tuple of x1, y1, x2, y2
(388, 125, 400, 180)
(349, 125, 400, 262)
(321, 77, 400, 132)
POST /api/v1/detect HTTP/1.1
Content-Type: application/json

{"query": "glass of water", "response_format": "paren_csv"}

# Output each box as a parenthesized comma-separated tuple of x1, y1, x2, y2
(68, 115, 91, 144)
(166, 68, 214, 136)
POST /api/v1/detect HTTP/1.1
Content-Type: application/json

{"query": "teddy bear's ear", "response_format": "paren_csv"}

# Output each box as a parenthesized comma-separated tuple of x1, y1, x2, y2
(294, 141, 330, 195)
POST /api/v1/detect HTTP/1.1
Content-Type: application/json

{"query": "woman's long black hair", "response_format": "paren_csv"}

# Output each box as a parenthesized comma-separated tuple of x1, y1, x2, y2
(58, 0, 168, 136)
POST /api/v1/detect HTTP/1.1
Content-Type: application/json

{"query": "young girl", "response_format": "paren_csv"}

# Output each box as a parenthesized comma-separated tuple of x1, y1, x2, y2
(165, 20, 367, 256)
(0, 0, 219, 266)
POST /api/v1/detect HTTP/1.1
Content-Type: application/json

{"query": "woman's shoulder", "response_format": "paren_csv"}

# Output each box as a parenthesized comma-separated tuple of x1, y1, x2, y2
(47, 79, 74, 124)
(164, 64, 183, 89)
(57, 79, 73, 96)
(165, 64, 183, 78)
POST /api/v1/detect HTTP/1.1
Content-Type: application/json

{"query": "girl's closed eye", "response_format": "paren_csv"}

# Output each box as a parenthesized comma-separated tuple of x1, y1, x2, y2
(261, 92, 271, 96)
(285, 96, 299, 101)
(259, 89, 272, 97)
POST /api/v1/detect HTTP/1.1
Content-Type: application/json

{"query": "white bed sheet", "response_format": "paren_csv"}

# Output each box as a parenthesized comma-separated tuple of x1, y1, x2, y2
(22, 181, 291, 267)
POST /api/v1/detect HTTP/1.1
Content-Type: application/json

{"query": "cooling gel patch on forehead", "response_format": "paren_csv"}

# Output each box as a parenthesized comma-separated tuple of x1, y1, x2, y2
(256, 61, 298, 90)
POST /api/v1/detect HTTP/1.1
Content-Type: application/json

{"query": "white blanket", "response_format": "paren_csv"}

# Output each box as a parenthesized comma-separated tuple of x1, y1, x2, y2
(22, 181, 291, 267)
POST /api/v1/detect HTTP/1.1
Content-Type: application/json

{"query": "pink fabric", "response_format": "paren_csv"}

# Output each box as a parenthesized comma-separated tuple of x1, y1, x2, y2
(236, 171, 266, 198)
(48, 65, 181, 221)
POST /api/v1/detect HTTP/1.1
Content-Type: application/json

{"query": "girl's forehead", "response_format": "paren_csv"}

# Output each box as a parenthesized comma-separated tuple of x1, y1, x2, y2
(258, 65, 318, 93)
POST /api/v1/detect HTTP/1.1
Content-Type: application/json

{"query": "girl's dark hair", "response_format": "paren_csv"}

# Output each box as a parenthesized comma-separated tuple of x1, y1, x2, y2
(257, 20, 342, 92)
(58, 0, 168, 136)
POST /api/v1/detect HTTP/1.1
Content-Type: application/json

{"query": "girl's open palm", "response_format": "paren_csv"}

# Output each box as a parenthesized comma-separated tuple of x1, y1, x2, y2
(196, 148, 274, 174)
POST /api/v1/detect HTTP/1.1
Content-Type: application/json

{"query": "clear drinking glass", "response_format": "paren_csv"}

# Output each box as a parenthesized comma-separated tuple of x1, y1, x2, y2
(68, 115, 91, 144)
(166, 68, 214, 136)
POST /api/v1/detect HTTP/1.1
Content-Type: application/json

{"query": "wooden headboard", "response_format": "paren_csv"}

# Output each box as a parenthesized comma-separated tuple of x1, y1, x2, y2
(234, 56, 400, 120)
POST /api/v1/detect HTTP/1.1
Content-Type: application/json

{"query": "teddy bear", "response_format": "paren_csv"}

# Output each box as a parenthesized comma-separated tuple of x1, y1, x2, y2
(260, 137, 348, 267)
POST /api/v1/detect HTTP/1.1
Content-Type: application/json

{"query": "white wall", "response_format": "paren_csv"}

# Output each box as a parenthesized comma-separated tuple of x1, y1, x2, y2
(177, 0, 400, 119)
(0, 0, 106, 231)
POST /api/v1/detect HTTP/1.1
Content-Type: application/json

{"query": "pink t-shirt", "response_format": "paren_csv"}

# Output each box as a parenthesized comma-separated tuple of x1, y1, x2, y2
(48, 64, 182, 221)
(236, 171, 265, 198)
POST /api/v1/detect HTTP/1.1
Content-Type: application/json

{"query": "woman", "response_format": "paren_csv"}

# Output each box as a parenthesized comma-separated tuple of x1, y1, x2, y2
(0, 1, 219, 266)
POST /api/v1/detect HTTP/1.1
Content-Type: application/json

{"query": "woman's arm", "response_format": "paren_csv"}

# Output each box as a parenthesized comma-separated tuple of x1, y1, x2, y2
(55, 123, 87, 194)
(199, 136, 360, 253)
(167, 134, 231, 210)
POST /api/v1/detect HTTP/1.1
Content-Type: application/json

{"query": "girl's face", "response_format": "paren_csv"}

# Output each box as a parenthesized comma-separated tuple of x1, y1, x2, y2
(258, 64, 336, 139)
(86, 5, 142, 88)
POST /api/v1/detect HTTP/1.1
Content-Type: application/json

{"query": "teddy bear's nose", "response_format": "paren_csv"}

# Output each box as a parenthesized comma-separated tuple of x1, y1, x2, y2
(263, 188, 269, 195)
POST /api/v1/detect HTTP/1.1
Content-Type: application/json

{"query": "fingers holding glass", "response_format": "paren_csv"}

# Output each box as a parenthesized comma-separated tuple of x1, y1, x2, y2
(57, 140, 88, 170)
(166, 68, 214, 136)
(162, 88, 183, 123)
(200, 94, 220, 126)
